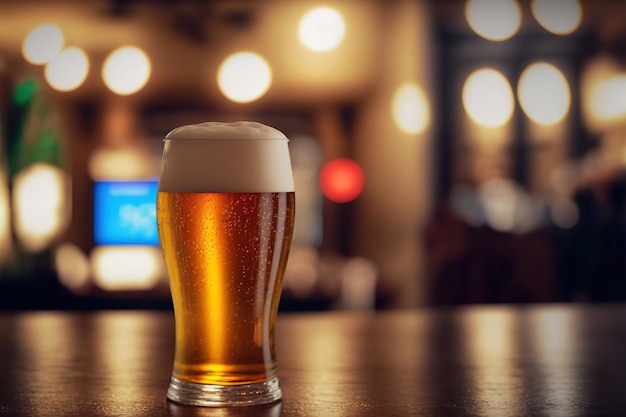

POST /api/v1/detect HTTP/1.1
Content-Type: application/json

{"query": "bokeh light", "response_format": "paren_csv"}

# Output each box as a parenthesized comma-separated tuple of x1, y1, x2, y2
(479, 178, 518, 232)
(319, 158, 364, 203)
(284, 247, 319, 298)
(44, 47, 89, 92)
(478, 178, 545, 233)
(465, 0, 522, 42)
(12, 163, 70, 253)
(463, 68, 514, 127)
(0, 170, 10, 263)
(102, 46, 151, 95)
(550, 198, 579, 229)
(589, 75, 626, 122)
(392, 83, 430, 134)
(340, 257, 377, 310)
(298, 6, 346, 52)
(55, 243, 91, 292)
(22, 23, 64, 65)
(91, 246, 164, 291)
(217, 51, 272, 103)
(518, 62, 571, 125)
(88, 147, 156, 180)
(531, 0, 582, 35)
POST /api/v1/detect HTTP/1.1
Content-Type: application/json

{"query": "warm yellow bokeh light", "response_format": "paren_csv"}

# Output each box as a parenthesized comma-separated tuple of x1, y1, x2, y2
(0, 170, 10, 263)
(91, 246, 164, 291)
(102, 46, 151, 95)
(88, 147, 156, 180)
(478, 179, 518, 232)
(12, 163, 70, 253)
(462, 68, 514, 127)
(392, 83, 430, 134)
(55, 243, 91, 291)
(580, 56, 626, 131)
(217, 52, 272, 103)
(298, 6, 346, 52)
(465, 0, 522, 41)
(590, 75, 626, 122)
(22, 23, 64, 65)
(518, 62, 571, 125)
(531, 0, 582, 35)
(478, 178, 543, 233)
(44, 47, 89, 92)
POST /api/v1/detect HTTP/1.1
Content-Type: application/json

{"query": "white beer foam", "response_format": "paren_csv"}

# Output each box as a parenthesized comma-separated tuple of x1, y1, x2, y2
(166, 121, 288, 141)
(159, 121, 294, 193)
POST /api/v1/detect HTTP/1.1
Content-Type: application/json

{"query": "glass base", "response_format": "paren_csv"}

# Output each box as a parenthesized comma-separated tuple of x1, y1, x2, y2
(166, 377, 282, 407)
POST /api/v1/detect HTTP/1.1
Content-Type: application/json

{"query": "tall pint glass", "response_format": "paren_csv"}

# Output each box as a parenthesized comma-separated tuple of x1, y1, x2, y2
(156, 122, 295, 407)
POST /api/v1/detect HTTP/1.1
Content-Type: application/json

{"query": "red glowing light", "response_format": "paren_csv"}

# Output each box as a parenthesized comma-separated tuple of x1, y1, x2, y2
(319, 158, 364, 203)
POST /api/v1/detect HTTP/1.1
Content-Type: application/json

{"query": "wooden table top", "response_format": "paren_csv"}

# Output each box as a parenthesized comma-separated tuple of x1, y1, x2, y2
(1, 303, 625, 416)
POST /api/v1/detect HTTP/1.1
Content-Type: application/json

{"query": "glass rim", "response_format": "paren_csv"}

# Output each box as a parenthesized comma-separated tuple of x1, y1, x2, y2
(162, 137, 289, 142)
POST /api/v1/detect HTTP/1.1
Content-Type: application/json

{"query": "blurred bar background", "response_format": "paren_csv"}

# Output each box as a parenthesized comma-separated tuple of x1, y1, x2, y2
(0, 0, 624, 311)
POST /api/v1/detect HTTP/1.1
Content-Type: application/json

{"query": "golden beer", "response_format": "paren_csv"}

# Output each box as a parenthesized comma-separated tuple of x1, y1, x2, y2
(157, 191, 295, 385)
(157, 121, 295, 406)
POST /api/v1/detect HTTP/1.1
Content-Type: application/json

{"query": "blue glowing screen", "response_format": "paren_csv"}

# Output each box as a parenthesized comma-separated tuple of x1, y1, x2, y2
(94, 179, 160, 246)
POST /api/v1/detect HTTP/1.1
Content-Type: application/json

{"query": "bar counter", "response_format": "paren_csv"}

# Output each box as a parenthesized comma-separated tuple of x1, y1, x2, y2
(1, 303, 625, 416)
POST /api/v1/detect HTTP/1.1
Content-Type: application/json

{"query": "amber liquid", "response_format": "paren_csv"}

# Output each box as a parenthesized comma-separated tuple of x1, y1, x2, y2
(157, 191, 295, 385)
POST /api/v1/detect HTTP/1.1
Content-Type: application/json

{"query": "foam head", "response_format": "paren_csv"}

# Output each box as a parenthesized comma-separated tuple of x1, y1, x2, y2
(158, 121, 294, 193)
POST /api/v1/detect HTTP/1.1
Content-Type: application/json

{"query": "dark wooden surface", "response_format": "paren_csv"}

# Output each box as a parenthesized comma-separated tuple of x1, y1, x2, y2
(1, 304, 626, 416)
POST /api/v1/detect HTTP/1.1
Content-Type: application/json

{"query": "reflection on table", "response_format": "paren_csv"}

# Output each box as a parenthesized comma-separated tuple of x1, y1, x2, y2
(1, 303, 626, 416)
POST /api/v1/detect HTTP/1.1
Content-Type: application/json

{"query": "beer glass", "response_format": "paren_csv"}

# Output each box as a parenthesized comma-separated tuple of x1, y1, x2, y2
(156, 121, 295, 407)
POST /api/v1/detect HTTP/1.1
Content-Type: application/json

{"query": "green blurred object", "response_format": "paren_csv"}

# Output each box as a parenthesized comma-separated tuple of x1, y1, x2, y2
(3, 77, 68, 282)
(8, 78, 64, 177)
(12, 78, 37, 107)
